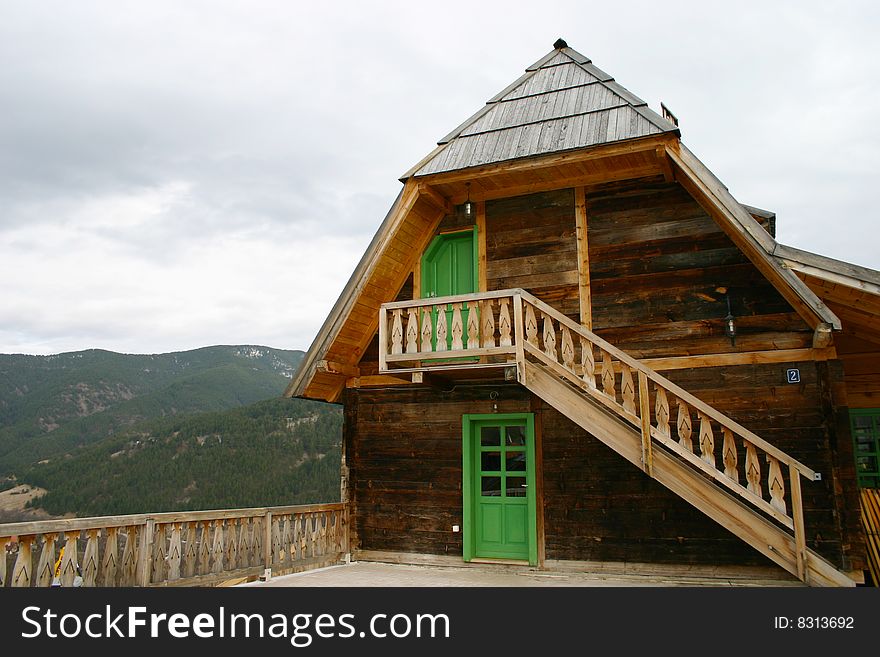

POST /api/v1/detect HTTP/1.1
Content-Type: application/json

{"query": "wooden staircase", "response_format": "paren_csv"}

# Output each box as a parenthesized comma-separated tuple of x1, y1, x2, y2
(513, 294, 853, 587)
(377, 288, 855, 586)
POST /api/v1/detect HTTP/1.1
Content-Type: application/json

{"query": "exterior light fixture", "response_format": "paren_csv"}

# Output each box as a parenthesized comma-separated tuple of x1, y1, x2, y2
(724, 293, 737, 346)
(464, 183, 473, 216)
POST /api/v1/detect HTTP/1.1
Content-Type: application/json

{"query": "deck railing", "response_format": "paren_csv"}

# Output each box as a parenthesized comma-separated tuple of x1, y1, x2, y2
(0, 502, 347, 587)
(379, 288, 818, 581)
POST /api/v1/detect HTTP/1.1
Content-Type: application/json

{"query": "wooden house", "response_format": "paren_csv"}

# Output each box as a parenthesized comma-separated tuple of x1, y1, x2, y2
(285, 40, 876, 586)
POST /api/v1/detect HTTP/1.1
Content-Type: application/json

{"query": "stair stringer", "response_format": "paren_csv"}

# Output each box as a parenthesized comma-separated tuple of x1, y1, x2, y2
(521, 360, 854, 587)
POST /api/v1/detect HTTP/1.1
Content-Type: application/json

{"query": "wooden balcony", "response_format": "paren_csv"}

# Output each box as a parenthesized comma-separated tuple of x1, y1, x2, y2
(0, 502, 347, 587)
(378, 289, 523, 381)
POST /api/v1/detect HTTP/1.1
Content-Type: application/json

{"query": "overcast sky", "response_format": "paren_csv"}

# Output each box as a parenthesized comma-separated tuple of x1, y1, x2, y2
(1, 1, 878, 355)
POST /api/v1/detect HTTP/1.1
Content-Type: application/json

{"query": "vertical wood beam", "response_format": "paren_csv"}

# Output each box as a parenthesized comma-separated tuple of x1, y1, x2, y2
(574, 186, 593, 331)
(476, 201, 487, 293)
(137, 519, 154, 587)
(513, 293, 526, 382)
(790, 464, 807, 583)
(530, 395, 546, 569)
(263, 511, 273, 571)
(412, 262, 421, 300)
(638, 371, 654, 477)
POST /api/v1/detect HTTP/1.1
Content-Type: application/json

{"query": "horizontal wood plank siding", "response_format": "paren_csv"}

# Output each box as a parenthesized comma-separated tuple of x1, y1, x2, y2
(486, 189, 580, 320)
(585, 179, 812, 358)
(346, 385, 531, 557)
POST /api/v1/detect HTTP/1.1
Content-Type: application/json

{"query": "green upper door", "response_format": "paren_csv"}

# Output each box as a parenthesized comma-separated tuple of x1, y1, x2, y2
(421, 229, 478, 351)
(463, 414, 537, 564)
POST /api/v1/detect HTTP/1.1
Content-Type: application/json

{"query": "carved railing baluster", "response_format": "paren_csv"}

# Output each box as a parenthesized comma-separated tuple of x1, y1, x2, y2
(211, 520, 224, 574)
(226, 518, 240, 570)
(561, 326, 575, 372)
(290, 515, 300, 562)
(197, 521, 212, 575)
(59, 531, 79, 587)
(390, 309, 403, 355)
(525, 304, 539, 347)
(466, 302, 479, 349)
(271, 516, 282, 565)
(768, 457, 787, 514)
(745, 442, 762, 497)
(168, 523, 182, 581)
(120, 526, 139, 585)
(420, 308, 433, 352)
(676, 400, 693, 452)
(580, 338, 596, 388)
(102, 527, 118, 586)
(251, 516, 261, 566)
(11, 536, 33, 587)
(405, 308, 419, 353)
(238, 518, 251, 569)
(542, 312, 557, 360)
(481, 299, 496, 347)
(307, 515, 317, 558)
(451, 303, 464, 351)
(655, 387, 670, 437)
(183, 522, 197, 578)
(151, 524, 167, 583)
(601, 351, 615, 399)
(698, 413, 715, 467)
(621, 366, 636, 415)
(722, 428, 739, 483)
(284, 514, 295, 563)
(82, 529, 100, 586)
(35, 532, 57, 587)
(498, 298, 512, 347)
(435, 305, 448, 352)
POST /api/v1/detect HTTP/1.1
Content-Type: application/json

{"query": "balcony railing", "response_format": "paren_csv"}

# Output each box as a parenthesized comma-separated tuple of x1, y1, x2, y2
(378, 289, 521, 373)
(0, 502, 347, 587)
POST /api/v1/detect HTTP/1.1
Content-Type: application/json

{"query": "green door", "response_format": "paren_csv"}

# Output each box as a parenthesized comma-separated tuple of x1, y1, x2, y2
(421, 229, 478, 351)
(463, 414, 537, 564)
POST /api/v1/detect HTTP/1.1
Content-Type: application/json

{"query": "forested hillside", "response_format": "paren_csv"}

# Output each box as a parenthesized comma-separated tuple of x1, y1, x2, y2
(0, 346, 343, 520)
(23, 398, 341, 517)
(0, 346, 303, 475)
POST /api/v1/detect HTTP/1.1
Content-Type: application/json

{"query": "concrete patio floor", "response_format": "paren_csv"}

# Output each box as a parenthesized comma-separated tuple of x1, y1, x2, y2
(240, 560, 802, 587)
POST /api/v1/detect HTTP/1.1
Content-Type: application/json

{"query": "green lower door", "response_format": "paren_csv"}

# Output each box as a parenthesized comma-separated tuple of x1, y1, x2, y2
(463, 414, 537, 564)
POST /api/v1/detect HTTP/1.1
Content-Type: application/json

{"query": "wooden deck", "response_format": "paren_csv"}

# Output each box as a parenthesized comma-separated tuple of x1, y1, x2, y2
(241, 559, 804, 588)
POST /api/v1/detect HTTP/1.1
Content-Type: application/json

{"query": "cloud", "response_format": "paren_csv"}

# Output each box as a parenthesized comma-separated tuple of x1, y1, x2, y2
(0, 0, 878, 354)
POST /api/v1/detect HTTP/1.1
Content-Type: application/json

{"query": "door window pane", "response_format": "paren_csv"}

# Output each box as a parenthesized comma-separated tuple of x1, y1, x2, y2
(481, 426, 501, 446)
(506, 476, 527, 497)
(506, 425, 526, 446)
(506, 452, 526, 472)
(481, 452, 501, 472)
(481, 476, 501, 496)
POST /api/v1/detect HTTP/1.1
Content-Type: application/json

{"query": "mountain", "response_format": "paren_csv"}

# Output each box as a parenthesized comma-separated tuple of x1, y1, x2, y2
(0, 345, 304, 476)
(20, 398, 341, 518)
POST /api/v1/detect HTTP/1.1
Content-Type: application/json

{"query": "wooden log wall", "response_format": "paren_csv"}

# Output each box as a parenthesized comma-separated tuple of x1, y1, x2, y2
(485, 189, 580, 321)
(835, 333, 880, 410)
(345, 385, 531, 556)
(344, 375, 862, 570)
(586, 178, 812, 358)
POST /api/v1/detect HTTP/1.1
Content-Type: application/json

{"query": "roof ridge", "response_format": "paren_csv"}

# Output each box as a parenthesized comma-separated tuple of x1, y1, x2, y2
(405, 42, 679, 179)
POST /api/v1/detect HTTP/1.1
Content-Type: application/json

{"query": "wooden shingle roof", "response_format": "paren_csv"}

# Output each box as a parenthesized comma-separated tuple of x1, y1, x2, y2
(403, 42, 680, 180)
